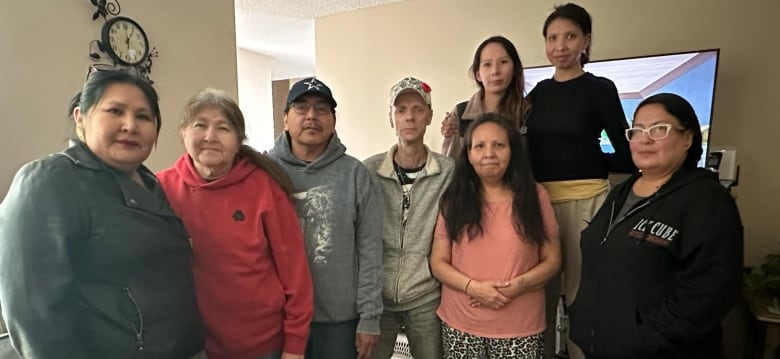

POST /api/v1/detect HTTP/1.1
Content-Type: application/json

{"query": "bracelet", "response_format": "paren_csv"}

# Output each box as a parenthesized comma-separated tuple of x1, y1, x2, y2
(464, 278, 473, 294)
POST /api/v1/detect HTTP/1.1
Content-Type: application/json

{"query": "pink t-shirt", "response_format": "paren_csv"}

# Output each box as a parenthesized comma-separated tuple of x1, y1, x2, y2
(435, 185, 558, 338)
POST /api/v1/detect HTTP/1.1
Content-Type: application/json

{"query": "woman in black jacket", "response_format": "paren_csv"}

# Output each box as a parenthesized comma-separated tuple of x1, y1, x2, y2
(0, 68, 204, 359)
(569, 93, 743, 359)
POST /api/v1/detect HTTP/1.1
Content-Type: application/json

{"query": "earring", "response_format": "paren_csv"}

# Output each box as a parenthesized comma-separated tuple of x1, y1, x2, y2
(76, 127, 85, 141)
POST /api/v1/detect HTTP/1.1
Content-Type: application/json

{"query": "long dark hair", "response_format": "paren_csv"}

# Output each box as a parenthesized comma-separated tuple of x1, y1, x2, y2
(469, 36, 530, 126)
(440, 113, 547, 244)
(543, 3, 593, 66)
(634, 93, 703, 168)
(180, 88, 295, 195)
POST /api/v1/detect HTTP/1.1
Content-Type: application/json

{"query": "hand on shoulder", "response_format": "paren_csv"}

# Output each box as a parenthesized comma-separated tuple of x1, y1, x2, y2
(441, 112, 458, 138)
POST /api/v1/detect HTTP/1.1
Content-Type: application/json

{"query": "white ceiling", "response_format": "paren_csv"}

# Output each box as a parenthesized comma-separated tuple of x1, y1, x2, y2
(234, 0, 402, 80)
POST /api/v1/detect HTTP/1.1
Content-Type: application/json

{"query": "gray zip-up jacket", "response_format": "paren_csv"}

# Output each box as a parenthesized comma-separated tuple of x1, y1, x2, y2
(270, 133, 384, 335)
(364, 145, 454, 311)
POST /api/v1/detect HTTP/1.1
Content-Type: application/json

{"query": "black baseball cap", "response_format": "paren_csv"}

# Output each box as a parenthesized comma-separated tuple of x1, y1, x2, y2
(286, 77, 338, 109)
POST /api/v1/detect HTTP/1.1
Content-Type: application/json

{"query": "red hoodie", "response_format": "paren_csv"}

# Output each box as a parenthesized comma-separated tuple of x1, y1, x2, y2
(158, 154, 313, 359)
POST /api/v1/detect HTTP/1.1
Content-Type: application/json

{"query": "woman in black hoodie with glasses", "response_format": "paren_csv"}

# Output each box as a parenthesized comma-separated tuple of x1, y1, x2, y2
(568, 93, 743, 359)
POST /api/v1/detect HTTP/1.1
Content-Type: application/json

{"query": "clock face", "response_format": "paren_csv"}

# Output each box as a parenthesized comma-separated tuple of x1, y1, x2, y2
(102, 17, 149, 66)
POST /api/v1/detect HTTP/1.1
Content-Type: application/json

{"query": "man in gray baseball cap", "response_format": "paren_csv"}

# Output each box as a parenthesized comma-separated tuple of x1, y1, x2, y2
(364, 77, 454, 359)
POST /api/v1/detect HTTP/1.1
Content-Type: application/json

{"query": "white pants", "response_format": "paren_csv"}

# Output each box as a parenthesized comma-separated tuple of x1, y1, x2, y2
(543, 191, 608, 359)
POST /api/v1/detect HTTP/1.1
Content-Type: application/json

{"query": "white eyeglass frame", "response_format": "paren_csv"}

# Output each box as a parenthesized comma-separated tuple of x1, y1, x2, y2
(625, 123, 686, 142)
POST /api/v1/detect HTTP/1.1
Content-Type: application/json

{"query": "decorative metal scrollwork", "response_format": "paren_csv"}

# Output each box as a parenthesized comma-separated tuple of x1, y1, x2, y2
(89, 0, 121, 21)
(136, 47, 158, 84)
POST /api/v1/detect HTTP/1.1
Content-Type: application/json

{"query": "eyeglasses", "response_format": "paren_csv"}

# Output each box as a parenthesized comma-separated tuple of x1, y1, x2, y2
(290, 102, 333, 116)
(625, 123, 685, 142)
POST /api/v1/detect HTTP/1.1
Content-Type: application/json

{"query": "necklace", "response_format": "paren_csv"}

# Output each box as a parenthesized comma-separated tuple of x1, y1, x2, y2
(394, 161, 408, 186)
(394, 160, 424, 228)
(393, 160, 425, 187)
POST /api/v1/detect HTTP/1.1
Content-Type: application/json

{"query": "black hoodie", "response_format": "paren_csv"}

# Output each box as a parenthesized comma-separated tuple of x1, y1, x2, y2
(569, 168, 743, 359)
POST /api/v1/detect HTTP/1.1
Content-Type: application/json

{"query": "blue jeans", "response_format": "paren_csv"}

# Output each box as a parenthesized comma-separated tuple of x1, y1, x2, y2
(370, 297, 442, 359)
(306, 319, 359, 359)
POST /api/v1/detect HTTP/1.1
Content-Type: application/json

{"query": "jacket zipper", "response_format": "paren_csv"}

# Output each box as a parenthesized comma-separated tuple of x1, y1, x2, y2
(124, 287, 145, 354)
(600, 198, 653, 244)
(394, 175, 419, 303)
(600, 172, 704, 245)
(396, 221, 405, 303)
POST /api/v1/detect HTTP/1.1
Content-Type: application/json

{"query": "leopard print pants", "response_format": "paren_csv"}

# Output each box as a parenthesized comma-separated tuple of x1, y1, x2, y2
(442, 321, 544, 359)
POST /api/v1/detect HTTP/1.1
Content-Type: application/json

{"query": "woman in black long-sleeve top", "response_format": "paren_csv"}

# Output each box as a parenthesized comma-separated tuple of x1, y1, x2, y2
(525, 4, 637, 358)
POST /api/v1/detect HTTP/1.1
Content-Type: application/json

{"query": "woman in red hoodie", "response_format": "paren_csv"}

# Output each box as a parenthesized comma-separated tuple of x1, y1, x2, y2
(158, 88, 313, 359)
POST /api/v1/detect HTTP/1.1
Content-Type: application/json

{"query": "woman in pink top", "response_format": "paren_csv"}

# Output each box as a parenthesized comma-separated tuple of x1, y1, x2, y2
(431, 113, 561, 359)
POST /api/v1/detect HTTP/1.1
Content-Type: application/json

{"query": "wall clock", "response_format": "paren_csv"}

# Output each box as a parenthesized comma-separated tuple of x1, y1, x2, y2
(101, 16, 149, 66)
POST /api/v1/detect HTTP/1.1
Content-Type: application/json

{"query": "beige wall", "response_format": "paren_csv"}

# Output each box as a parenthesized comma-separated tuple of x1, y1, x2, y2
(315, 0, 780, 266)
(0, 0, 238, 197)
(237, 48, 275, 151)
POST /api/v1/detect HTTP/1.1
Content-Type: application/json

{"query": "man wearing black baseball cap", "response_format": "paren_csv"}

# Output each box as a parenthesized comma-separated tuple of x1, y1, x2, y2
(269, 77, 383, 359)
(286, 77, 338, 109)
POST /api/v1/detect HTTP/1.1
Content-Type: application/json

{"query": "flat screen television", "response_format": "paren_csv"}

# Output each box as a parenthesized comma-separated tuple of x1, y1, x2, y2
(524, 49, 720, 168)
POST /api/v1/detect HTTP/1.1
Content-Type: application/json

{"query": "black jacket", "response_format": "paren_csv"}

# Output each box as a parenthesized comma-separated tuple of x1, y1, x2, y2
(0, 141, 204, 358)
(569, 168, 743, 359)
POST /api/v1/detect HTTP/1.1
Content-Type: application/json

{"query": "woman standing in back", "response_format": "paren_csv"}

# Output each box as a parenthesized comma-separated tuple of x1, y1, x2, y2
(525, 4, 637, 357)
(440, 35, 530, 157)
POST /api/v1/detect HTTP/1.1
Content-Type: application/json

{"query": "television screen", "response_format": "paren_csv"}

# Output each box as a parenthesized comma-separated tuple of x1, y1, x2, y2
(524, 49, 719, 168)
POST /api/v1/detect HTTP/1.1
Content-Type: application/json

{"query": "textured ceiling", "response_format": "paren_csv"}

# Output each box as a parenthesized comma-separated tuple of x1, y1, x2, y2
(235, 0, 402, 79)
(235, 0, 402, 19)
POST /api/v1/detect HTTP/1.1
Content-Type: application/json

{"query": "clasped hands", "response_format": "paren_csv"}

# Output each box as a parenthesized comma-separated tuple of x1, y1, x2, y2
(465, 277, 528, 310)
